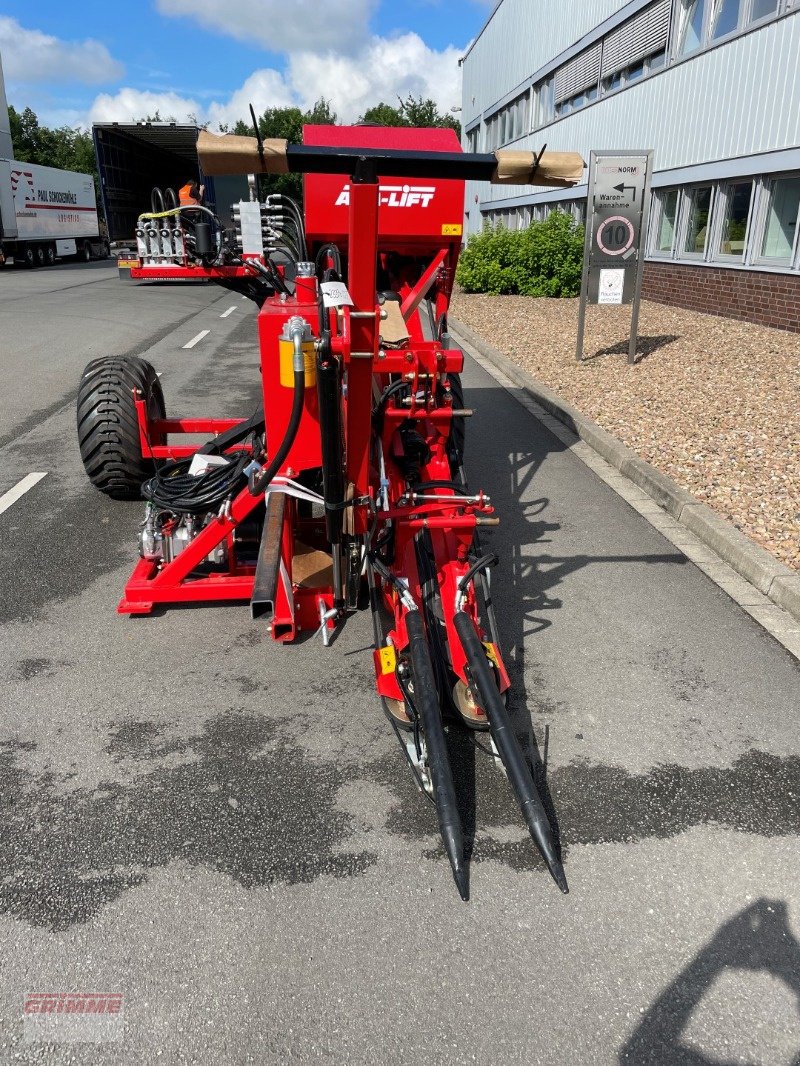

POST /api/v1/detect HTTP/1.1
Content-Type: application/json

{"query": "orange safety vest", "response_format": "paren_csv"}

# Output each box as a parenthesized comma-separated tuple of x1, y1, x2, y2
(178, 183, 199, 206)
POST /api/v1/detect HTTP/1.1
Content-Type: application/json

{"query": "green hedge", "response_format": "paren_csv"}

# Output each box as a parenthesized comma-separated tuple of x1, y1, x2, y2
(456, 211, 585, 297)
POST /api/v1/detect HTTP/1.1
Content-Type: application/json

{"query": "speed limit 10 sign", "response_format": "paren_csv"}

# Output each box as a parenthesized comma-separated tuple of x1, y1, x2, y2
(595, 216, 636, 257)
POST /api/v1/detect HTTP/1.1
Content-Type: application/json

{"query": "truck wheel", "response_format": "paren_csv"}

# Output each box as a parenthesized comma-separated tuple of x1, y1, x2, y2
(77, 357, 165, 499)
(45, 244, 56, 266)
(34, 245, 46, 266)
(81, 242, 91, 262)
(21, 246, 36, 269)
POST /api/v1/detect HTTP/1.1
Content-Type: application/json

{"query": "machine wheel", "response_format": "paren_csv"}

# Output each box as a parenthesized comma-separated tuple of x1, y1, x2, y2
(45, 243, 56, 266)
(447, 372, 465, 475)
(77, 357, 165, 499)
(34, 245, 46, 266)
(21, 245, 36, 268)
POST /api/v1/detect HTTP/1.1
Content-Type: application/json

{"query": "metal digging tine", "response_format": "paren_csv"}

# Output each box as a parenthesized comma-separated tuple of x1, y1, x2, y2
(404, 609, 469, 901)
(453, 612, 569, 894)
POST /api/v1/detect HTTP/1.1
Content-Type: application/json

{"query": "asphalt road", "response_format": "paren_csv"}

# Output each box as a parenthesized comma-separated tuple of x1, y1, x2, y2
(0, 261, 798, 1065)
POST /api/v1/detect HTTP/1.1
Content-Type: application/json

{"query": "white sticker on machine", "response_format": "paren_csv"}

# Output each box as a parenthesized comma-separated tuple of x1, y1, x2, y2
(320, 281, 354, 308)
(598, 268, 625, 305)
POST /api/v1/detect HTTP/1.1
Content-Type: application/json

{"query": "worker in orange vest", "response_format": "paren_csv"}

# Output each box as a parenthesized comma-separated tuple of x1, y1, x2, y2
(178, 178, 204, 206)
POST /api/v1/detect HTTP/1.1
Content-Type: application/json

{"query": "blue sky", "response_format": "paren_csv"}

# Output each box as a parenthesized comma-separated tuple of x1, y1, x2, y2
(0, 0, 492, 130)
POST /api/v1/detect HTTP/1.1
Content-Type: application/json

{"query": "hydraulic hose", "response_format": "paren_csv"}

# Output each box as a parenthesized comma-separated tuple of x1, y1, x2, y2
(249, 323, 308, 496)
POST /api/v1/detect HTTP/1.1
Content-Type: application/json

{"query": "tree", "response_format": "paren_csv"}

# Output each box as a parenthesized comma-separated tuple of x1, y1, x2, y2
(360, 101, 407, 127)
(357, 94, 461, 139)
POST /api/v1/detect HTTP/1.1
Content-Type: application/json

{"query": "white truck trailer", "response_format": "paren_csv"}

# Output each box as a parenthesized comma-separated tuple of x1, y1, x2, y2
(0, 158, 108, 267)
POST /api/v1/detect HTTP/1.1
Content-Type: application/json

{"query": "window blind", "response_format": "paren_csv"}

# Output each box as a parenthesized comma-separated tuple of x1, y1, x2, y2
(601, 0, 672, 78)
(554, 42, 602, 103)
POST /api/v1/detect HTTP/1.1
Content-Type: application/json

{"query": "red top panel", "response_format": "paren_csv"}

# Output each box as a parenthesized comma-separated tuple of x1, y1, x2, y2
(302, 125, 465, 250)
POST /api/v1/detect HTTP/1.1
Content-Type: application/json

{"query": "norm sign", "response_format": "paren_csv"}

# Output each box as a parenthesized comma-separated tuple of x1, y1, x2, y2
(592, 155, 648, 264)
(585, 151, 652, 305)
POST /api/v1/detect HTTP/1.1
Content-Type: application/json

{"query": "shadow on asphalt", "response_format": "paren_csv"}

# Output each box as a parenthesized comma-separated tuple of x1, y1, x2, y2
(448, 386, 689, 889)
(620, 898, 800, 1064)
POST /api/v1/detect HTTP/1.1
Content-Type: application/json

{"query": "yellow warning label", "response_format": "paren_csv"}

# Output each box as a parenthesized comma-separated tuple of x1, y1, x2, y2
(117, 259, 139, 268)
(441, 224, 463, 236)
(379, 645, 397, 675)
(483, 642, 499, 667)
(279, 339, 316, 388)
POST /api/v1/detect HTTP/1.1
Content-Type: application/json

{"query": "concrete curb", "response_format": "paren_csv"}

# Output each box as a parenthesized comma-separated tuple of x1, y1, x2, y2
(449, 316, 800, 625)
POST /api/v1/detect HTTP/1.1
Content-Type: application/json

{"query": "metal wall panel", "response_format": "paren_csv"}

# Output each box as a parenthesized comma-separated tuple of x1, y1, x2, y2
(463, 11, 800, 233)
(461, 0, 630, 126)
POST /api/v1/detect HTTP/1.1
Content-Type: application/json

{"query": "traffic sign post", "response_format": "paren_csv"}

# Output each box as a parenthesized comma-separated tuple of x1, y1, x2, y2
(576, 150, 653, 364)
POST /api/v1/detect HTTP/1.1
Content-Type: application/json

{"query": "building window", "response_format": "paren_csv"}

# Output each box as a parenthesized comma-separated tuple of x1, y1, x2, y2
(711, 0, 744, 38)
(655, 188, 680, 252)
(677, 0, 784, 55)
(603, 71, 623, 93)
(683, 186, 713, 254)
(678, 0, 708, 55)
(465, 126, 480, 153)
(485, 90, 530, 149)
(750, 0, 779, 19)
(646, 170, 799, 273)
(717, 181, 752, 256)
(759, 176, 800, 261)
(535, 76, 555, 128)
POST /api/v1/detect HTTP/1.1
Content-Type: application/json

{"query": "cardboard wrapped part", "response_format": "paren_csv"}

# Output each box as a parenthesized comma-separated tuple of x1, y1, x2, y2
(493, 150, 585, 187)
(197, 130, 289, 176)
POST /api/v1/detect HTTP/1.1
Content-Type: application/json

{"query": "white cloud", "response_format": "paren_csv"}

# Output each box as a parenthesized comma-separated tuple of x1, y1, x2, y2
(0, 16, 123, 84)
(206, 69, 294, 129)
(89, 88, 202, 125)
(156, 0, 377, 54)
(288, 32, 463, 121)
(87, 30, 462, 131)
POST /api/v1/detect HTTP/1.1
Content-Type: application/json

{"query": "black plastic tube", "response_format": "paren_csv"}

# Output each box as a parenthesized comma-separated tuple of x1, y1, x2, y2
(405, 609, 468, 901)
(453, 610, 568, 894)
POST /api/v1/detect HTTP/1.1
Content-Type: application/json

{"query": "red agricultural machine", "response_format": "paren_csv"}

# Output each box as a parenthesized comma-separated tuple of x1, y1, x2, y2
(77, 124, 583, 899)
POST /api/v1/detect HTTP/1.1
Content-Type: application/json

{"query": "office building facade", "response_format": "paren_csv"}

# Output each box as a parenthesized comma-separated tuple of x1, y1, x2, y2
(461, 0, 800, 330)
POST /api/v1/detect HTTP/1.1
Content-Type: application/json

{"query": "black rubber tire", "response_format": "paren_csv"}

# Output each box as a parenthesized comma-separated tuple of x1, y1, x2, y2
(447, 372, 465, 475)
(81, 242, 91, 262)
(45, 244, 56, 266)
(21, 245, 36, 268)
(34, 245, 46, 266)
(77, 357, 165, 499)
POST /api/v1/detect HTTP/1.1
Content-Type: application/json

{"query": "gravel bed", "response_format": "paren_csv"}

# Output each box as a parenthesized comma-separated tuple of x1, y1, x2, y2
(451, 294, 800, 571)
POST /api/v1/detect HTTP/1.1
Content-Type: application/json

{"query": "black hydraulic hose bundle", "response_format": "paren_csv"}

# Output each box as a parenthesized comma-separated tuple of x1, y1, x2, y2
(142, 450, 252, 514)
(141, 408, 265, 514)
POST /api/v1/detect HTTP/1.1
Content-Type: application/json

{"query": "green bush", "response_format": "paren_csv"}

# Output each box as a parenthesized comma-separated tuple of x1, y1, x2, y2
(456, 211, 585, 297)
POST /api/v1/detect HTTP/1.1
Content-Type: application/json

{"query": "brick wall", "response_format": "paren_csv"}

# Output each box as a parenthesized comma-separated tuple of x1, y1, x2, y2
(642, 261, 800, 333)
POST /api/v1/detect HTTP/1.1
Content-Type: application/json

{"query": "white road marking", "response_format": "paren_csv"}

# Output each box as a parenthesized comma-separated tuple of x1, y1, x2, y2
(220, 305, 237, 318)
(183, 329, 210, 349)
(0, 473, 48, 516)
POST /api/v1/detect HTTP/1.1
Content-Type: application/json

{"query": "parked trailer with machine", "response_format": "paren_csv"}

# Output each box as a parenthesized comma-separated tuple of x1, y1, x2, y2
(92, 121, 248, 278)
(76, 123, 584, 899)
(0, 158, 106, 267)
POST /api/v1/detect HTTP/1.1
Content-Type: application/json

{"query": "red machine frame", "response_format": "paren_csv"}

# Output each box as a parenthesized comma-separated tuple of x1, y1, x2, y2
(111, 125, 571, 898)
